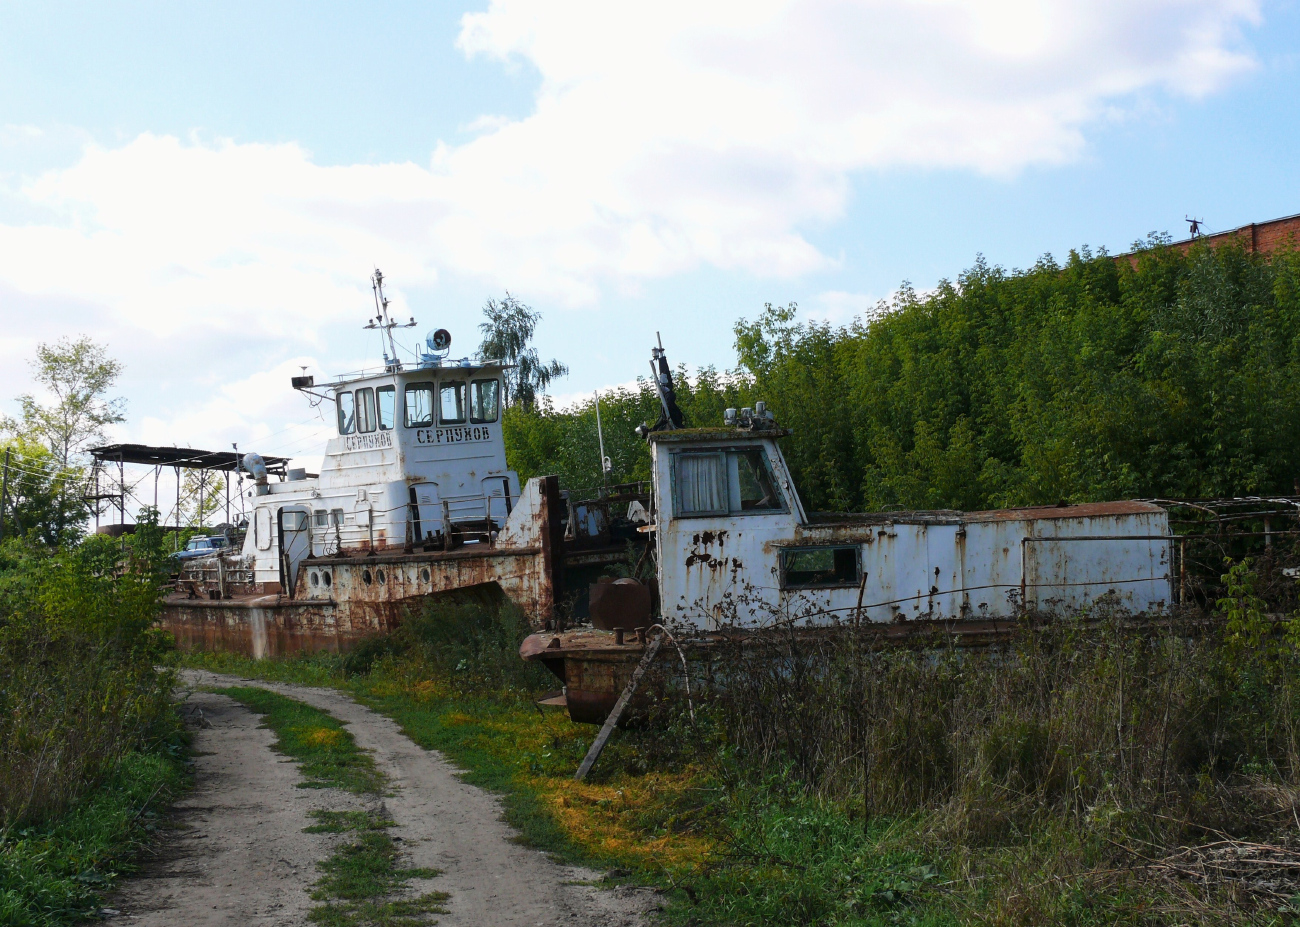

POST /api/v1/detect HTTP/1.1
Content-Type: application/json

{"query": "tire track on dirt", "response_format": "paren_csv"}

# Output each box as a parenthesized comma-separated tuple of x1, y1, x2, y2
(120, 670, 657, 927)
(109, 688, 368, 925)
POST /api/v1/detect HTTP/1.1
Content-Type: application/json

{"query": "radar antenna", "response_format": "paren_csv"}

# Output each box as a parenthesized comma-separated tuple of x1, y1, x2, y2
(364, 269, 417, 371)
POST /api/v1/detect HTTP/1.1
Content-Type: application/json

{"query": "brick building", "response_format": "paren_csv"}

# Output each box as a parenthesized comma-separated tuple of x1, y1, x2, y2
(1127, 211, 1300, 262)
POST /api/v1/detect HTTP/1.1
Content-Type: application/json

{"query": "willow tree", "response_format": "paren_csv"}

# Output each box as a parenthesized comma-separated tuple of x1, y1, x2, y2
(477, 294, 568, 410)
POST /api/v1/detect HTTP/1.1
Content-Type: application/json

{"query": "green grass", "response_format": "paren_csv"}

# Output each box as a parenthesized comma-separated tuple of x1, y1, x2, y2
(216, 685, 448, 927)
(305, 811, 448, 927)
(0, 750, 187, 927)
(190, 653, 956, 926)
(214, 686, 384, 794)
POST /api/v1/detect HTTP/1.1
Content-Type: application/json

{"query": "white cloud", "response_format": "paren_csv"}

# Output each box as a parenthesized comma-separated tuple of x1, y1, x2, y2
(805, 290, 886, 325)
(0, 0, 1261, 455)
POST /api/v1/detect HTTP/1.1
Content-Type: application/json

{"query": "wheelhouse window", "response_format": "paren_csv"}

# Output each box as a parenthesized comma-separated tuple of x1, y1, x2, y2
(781, 546, 861, 588)
(356, 388, 377, 433)
(404, 382, 434, 427)
(313, 510, 328, 528)
(440, 381, 466, 424)
(674, 453, 728, 516)
(672, 447, 784, 518)
(470, 379, 499, 424)
(377, 386, 395, 430)
(337, 391, 356, 435)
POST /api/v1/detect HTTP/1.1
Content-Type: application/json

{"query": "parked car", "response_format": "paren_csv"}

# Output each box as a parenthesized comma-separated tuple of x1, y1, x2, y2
(172, 535, 229, 562)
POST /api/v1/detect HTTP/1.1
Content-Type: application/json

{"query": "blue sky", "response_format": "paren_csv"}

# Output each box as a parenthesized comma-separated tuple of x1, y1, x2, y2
(0, 0, 1297, 474)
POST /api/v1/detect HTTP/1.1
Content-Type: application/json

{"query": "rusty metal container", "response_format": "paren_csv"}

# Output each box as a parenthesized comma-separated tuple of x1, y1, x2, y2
(588, 578, 651, 631)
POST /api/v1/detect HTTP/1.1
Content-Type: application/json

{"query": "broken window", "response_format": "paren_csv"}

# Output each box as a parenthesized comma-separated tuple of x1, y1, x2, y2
(440, 381, 466, 424)
(471, 379, 499, 424)
(781, 546, 860, 588)
(337, 391, 356, 435)
(404, 382, 434, 427)
(730, 448, 781, 511)
(377, 386, 395, 430)
(673, 447, 785, 518)
(356, 388, 377, 433)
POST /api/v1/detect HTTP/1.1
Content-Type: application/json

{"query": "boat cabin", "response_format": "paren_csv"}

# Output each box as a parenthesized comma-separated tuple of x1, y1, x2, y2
(239, 359, 520, 591)
(648, 416, 1172, 629)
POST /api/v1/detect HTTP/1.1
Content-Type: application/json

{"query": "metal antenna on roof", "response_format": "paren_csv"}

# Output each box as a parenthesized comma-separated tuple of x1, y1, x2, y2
(1186, 216, 1205, 239)
(364, 268, 417, 372)
(594, 391, 611, 491)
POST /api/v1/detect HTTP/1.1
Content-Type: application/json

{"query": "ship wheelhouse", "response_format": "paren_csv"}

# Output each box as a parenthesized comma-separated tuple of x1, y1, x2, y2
(239, 359, 521, 592)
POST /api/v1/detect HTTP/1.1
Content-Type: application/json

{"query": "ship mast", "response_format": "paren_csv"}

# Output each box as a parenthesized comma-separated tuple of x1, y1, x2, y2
(365, 269, 417, 371)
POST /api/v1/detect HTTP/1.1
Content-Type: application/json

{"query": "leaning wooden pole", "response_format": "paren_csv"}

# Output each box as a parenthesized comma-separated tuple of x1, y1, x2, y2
(574, 634, 664, 781)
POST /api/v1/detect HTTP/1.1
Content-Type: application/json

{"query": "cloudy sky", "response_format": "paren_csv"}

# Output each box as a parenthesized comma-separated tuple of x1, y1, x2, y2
(0, 0, 1296, 491)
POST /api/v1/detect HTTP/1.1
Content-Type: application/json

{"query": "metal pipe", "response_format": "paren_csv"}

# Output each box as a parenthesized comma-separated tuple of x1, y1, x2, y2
(0, 447, 9, 542)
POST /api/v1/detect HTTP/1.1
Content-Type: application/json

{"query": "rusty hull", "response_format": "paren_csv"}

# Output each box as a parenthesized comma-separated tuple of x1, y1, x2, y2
(163, 475, 566, 656)
(520, 617, 1040, 725)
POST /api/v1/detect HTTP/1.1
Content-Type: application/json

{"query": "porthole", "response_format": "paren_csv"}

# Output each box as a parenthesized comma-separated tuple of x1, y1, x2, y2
(322, 571, 332, 587)
(310, 571, 319, 587)
(377, 569, 386, 585)
(362, 569, 373, 585)
(420, 568, 430, 583)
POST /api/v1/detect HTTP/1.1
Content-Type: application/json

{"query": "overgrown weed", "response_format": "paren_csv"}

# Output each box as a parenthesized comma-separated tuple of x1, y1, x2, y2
(0, 510, 187, 926)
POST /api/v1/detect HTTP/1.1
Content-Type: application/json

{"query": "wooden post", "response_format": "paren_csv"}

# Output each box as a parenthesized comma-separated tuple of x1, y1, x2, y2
(1179, 539, 1187, 606)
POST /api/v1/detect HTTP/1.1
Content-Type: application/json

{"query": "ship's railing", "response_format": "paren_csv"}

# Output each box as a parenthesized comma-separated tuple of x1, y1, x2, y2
(310, 488, 512, 553)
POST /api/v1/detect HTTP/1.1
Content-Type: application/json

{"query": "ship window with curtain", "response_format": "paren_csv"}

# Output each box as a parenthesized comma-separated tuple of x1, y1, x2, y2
(337, 391, 356, 435)
(404, 382, 434, 427)
(672, 447, 785, 518)
(356, 388, 377, 433)
(470, 379, 499, 423)
(674, 453, 728, 516)
(440, 381, 466, 424)
(376, 386, 395, 430)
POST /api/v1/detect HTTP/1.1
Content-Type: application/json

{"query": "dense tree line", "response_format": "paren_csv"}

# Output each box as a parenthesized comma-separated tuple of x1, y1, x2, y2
(505, 239, 1300, 511)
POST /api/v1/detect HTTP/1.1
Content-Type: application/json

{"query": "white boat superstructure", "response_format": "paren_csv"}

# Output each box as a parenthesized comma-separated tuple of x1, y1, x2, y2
(238, 359, 520, 593)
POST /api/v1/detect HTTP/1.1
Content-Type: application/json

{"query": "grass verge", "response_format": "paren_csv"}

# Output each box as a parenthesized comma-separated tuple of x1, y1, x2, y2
(0, 749, 187, 926)
(184, 565, 1300, 927)
(215, 686, 448, 927)
(191, 651, 947, 926)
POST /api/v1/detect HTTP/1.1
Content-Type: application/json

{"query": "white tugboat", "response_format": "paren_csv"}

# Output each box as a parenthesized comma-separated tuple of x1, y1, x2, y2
(147, 271, 569, 656)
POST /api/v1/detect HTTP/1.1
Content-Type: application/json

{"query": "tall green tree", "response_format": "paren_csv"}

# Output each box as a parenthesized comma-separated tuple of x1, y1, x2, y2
(1, 337, 124, 545)
(502, 240, 1300, 511)
(478, 294, 569, 410)
(10, 336, 125, 469)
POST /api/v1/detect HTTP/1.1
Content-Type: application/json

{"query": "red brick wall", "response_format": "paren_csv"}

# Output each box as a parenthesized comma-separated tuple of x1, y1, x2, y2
(1121, 212, 1300, 266)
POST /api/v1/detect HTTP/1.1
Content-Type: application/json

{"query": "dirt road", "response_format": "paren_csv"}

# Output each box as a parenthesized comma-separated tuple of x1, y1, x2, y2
(110, 671, 657, 926)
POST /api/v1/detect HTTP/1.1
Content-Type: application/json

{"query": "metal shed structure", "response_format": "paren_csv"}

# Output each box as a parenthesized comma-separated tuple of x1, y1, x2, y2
(88, 444, 290, 534)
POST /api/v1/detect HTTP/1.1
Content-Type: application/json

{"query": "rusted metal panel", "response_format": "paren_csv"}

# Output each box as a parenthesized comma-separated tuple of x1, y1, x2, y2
(164, 473, 564, 655)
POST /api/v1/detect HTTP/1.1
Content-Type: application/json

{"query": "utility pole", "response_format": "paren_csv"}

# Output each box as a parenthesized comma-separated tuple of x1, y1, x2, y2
(0, 448, 10, 542)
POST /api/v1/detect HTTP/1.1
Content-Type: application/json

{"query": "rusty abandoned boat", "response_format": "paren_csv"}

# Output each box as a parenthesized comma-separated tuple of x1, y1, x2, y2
(95, 272, 1180, 724)
(520, 344, 1177, 724)
(105, 271, 631, 657)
